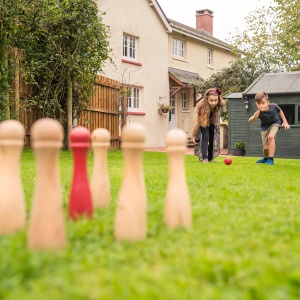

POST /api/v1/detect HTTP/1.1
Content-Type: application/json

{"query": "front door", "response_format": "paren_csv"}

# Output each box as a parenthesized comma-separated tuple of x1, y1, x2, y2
(169, 94, 177, 129)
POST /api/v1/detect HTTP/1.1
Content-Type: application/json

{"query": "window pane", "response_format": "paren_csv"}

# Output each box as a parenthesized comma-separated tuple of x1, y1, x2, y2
(172, 38, 184, 57)
(128, 97, 132, 108)
(182, 92, 187, 109)
(280, 104, 295, 125)
(207, 49, 212, 65)
(123, 36, 127, 57)
(123, 35, 136, 59)
(127, 87, 141, 111)
(171, 95, 175, 114)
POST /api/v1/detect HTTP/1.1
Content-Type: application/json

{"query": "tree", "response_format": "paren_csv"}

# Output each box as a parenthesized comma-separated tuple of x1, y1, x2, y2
(195, 58, 266, 96)
(229, 0, 300, 72)
(15, 0, 110, 143)
(0, 0, 28, 120)
(195, 58, 269, 122)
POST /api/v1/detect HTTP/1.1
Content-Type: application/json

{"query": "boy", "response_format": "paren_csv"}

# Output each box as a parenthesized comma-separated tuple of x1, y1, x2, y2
(248, 91, 290, 165)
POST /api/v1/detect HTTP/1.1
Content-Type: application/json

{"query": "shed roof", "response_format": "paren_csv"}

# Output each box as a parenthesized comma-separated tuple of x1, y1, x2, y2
(225, 92, 243, 99)
(244, 71, 300, 96)
(168, 67, 202, 85)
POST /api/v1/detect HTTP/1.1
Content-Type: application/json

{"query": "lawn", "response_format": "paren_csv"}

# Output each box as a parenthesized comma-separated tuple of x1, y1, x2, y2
(1, 149, 300, 300)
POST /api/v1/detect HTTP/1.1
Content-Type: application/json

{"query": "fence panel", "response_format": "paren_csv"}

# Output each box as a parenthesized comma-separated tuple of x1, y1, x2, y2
(77, 75, 120, 149)
(18, 101, 42, 146)
(18, 75, 120, 149)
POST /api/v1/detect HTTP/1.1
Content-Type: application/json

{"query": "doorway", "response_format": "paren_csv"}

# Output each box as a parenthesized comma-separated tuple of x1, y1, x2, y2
(169, 94, 177, 129)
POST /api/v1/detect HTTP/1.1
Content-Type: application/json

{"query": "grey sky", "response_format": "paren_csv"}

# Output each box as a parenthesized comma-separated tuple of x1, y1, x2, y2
(157, 0, 272, 41)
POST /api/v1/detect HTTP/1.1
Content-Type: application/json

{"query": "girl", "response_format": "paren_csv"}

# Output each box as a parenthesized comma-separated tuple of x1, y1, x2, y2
(191, 88, 226, 163)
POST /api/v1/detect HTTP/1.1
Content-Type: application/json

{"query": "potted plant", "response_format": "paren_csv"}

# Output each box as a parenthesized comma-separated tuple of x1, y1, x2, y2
(157, 103, 173, 115)
(233, 141, 246, 156)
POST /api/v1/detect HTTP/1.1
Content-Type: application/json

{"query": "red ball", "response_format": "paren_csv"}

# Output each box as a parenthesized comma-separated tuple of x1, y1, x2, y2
(224, 157, 232, 165)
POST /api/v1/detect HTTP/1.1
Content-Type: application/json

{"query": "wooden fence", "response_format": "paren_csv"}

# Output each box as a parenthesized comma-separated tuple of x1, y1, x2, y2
(77, 76, 120, 149)
(18, 75, 121, 149)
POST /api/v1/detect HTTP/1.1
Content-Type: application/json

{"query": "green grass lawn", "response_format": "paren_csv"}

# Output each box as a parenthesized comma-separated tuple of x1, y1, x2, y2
(1, 149, 300, 300)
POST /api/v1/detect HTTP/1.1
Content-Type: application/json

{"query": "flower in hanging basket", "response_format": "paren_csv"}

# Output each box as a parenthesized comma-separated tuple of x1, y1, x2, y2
(157, 102, 173, 113)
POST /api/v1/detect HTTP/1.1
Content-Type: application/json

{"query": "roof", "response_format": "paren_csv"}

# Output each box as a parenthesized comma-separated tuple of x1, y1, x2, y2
(168, 67, 202, 85)
(149, 0, 172, 32)
(244, 71, 300, 96)
(225, 92, 243, 99)
(168, 18, 233, 51)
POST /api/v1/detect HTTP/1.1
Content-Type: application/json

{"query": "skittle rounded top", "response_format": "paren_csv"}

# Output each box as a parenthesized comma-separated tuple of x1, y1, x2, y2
(31, 118, 64, 147)
(69, 126, 90, 148)
(91, 128, 111, 147)
(166, 128, 187, 150)
(121, 123, 146, 149)
(0, 120, 25, 145)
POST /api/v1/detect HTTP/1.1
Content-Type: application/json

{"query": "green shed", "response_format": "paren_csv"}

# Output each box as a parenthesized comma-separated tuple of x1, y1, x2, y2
(227, 71, 300, 158)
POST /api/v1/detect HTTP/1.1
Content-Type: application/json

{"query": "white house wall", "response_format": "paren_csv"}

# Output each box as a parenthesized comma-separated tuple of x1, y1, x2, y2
(168, 33, 236, 139)
(168, 33, 235, 78)
(97, 0, 170, 147)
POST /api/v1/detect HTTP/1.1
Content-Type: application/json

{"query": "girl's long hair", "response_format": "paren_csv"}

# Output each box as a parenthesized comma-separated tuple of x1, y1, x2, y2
(195, 88, 226, 127)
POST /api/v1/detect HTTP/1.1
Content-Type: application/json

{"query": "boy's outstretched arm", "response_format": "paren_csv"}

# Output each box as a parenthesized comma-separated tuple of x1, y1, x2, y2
(249, 110, 260, 123)
(279, 110, 290, 130)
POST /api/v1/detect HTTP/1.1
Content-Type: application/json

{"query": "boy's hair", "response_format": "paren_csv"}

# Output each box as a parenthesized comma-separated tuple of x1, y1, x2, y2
(255, 91, 268, 103)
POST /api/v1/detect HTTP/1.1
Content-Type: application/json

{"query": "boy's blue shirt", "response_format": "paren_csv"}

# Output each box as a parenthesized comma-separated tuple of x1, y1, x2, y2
(258, 103, 282, 130)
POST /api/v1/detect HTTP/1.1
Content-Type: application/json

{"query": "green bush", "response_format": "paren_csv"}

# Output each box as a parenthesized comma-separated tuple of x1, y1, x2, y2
(235, 141, 245, 149)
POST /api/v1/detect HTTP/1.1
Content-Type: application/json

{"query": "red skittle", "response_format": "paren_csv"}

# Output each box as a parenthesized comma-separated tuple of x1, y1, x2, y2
(68, 126, 93, 220)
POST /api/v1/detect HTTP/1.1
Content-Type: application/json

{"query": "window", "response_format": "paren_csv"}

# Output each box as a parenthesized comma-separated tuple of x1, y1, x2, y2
(127, 87, 141, 111)
(123, 35, 137, 60)
(170, 95, 176, 114)
(182, 92, 187, 110)
(172, 38, 184, 58)
(280, 104, 295, 125)
(207, 49, 212, 66)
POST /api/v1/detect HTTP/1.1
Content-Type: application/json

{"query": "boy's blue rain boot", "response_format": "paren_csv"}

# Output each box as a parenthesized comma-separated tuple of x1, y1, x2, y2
(256, 158, 268, 163)
(266, 159, 274, 165)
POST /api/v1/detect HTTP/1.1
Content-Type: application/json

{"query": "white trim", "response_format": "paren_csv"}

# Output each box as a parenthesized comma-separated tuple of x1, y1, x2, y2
(123, 34, 138, 61)
(172, 38, 184, 58)
(171, 26, 232, 52)
(127, 87, 142, 112)
(207, 48, 213, 66)
(149, 0, 172, 33)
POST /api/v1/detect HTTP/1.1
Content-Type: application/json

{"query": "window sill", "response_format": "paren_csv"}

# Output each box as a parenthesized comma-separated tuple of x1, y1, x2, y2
(122, 59, 142, 66)
(128, 112, 146, 115)
(182, 110, 191, 113)
(207, 65, 214, 70)
(172, 57, 187, 63)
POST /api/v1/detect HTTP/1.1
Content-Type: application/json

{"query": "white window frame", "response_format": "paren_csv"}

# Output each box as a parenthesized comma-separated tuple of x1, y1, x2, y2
(170, 94, 176, 115)
(127, 87, 141, 112)
(207, 49, 213, 66)
(123, 35, 137, 61)
(182, 92, 187, 110)
(172, 38, 184, 58)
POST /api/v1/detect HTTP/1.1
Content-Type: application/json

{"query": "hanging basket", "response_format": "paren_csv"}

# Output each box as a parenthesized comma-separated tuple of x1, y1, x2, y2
(158, 109, 169, 117)
(159, 108, 170, 114)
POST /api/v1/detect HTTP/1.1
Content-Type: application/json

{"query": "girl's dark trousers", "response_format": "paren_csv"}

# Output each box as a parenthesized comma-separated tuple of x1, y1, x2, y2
(200, 124, 215, 161)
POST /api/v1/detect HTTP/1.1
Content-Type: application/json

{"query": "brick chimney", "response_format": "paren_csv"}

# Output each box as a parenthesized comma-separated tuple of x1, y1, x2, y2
(195, 9, 213, 35)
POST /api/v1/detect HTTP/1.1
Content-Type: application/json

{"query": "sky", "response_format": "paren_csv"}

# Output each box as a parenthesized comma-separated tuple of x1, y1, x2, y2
(157, 0, 271, 41)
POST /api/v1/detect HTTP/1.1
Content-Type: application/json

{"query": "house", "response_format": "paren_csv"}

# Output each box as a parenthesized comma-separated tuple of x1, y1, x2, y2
(97, 0, 237, 147)
(167, 10, 237, 138)
(227, 71, 300, 158)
